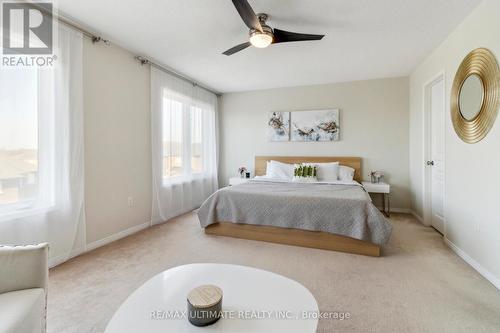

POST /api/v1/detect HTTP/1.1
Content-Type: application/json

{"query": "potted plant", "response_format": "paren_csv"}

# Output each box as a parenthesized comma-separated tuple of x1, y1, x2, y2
(369, 171, 384, 183)
(238, 167, 247, 178)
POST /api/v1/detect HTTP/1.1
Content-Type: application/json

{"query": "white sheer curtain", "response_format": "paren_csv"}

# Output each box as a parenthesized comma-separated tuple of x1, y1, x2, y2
(0, 25, 85, 267)
(151, 67, 218, 224)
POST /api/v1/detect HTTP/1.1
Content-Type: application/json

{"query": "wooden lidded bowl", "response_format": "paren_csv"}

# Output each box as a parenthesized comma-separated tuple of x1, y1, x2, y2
(187, 285, 223, 326)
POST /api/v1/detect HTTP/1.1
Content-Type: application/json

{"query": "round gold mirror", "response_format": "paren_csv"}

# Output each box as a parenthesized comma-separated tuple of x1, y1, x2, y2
(459, 74, 484, 120)
(451, 48, 500, 143)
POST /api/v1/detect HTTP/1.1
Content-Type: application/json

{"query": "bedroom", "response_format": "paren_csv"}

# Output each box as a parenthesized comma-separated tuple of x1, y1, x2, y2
(0, 0, 499, 332)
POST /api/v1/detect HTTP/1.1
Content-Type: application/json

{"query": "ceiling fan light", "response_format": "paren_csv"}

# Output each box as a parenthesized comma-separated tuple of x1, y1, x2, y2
(250, 32, 273, 48)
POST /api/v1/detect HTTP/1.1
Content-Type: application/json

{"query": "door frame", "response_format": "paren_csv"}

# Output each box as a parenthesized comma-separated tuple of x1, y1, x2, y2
(423, 71, 446, 233)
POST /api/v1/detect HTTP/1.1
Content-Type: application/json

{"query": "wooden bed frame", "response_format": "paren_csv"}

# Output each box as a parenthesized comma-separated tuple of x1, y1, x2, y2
(205, 156, 381, 257)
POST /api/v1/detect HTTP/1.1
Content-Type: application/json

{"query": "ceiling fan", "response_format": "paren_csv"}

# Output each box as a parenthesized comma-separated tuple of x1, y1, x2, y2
(223, 0, 325, 56)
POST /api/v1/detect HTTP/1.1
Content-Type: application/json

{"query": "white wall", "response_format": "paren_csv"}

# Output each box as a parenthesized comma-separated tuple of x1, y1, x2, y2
(409, 0, 500, 287)
(83, 40, 151, 244)
(220, 77, 411, 210)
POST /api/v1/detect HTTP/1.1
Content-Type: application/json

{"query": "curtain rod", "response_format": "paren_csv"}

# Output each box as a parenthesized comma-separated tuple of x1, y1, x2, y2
(36, 4, 222, 97)
(34, 4, 107, 43)
(135, 56, 222, 97)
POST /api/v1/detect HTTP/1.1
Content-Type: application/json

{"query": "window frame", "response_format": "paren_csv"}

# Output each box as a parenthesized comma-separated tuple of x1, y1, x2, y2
(189, 104, 204, 176)
(0, 67, 55, 220)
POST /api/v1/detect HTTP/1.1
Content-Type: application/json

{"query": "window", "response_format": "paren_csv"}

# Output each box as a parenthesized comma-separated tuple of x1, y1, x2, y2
(162, 96, 206, 179)
(0, 68, 40, 213)
(151, 66, 218, 224)
(0, 67, 54, 218)
(162, 98, 183, 178)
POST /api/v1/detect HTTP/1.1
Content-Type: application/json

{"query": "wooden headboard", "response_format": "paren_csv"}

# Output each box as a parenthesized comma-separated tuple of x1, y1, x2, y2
(255, 156, 362, 182)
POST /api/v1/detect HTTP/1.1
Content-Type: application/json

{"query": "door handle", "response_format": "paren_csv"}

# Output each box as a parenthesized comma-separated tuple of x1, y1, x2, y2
(426, 161, 435, 166)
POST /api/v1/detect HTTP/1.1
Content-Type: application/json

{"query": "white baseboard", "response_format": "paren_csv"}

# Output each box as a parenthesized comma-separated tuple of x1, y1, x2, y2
(86, 221, 151, 252)
(49, 246, 86, 268)
(391, 208, 412, 214)
(444, 237, 500, 290)
(49, 221, 151, 268)
(410, 210, 424, 223)
(374, 207, 412, 214)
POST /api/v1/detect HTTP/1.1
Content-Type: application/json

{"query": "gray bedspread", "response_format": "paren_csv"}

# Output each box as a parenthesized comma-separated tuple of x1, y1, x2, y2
(197, 180, 392, 245)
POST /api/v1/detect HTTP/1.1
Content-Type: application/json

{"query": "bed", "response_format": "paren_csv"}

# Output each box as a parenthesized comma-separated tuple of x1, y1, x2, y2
(198, 156, 392, 256)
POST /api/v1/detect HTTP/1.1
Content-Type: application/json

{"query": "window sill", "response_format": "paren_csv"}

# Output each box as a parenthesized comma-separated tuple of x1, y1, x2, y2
(162, 174, 211, 187)
(0, 205, 55, 223)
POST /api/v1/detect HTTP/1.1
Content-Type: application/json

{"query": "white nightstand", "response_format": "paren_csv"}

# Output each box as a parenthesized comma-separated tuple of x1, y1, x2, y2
(362, 181, 391, 217)
(229, 177, 251, 186)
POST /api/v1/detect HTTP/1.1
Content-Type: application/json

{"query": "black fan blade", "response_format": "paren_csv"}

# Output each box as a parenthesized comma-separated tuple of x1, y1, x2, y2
(273, 28, 325, 44)
(223, 42, 252, 56)
(231, 0, 262, 32)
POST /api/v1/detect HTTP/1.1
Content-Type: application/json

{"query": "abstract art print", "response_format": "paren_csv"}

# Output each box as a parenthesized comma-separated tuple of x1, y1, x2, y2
(267, 111, 290, 141)
(291, 109, 340, 141)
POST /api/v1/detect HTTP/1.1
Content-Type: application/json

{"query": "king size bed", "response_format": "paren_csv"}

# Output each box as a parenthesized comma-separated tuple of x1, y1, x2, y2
(197, 156, 392, 256)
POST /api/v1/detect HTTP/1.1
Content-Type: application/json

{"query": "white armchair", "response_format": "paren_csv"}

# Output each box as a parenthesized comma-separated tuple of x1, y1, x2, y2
(0, 243, 49, 333)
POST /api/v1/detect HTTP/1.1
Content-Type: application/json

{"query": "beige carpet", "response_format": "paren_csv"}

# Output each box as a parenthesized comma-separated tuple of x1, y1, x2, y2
(47, 213, 500, 333)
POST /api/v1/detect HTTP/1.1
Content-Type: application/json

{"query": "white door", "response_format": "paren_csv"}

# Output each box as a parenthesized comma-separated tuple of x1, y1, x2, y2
(428, 78, 445, 234)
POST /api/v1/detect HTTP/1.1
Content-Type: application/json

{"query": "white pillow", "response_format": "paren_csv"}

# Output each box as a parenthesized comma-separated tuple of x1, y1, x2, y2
(314, 162, 339, 182)
(338, 165, 355, 182)
(266, 160, 294, 180)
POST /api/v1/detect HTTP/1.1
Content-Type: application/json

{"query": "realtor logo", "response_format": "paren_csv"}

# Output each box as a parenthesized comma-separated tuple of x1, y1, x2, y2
(2, 2, 53, 54)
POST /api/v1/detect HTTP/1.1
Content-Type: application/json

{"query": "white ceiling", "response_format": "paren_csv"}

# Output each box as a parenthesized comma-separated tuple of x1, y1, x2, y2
(58, 0, 481, 93)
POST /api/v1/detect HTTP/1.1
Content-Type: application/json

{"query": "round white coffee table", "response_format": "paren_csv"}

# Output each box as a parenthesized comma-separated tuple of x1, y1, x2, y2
(105, 264, 318, 332)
